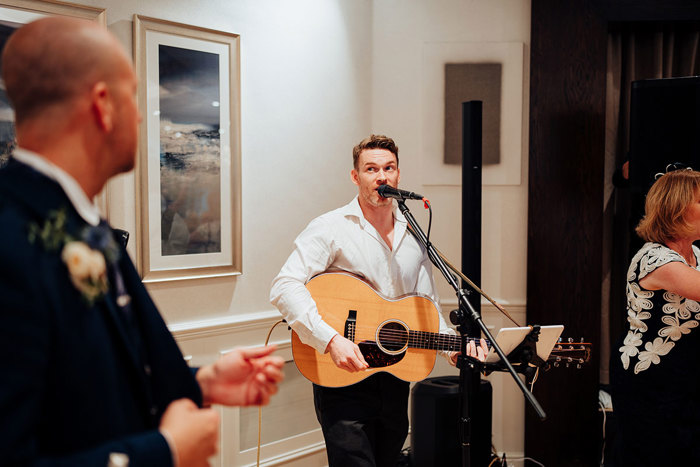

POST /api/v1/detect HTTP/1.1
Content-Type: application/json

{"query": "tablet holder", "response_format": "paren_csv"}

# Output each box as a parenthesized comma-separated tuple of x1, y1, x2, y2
(482, 325, 546, 385)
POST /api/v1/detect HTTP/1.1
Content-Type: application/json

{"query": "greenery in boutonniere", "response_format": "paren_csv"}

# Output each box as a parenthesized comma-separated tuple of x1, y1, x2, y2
(28, 208, 121, 305)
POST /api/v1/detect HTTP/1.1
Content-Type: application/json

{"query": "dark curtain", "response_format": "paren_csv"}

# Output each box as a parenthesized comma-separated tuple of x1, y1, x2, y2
(602, 22, 700, 384)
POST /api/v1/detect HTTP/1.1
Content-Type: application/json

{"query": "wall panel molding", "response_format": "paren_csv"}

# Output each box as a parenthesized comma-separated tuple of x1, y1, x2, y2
(169, 309, 284, 340)
(171, 309, 326, 466)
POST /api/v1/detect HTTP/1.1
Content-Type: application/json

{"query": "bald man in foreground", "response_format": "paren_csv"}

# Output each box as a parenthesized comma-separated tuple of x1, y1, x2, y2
(0, 18, 283, 466)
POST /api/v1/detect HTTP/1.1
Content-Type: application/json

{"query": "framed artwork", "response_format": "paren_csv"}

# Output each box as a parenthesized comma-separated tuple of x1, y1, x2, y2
(133, 15, 242, 282)
(421, 42, 524, 186)
(0, 0, 107, 207)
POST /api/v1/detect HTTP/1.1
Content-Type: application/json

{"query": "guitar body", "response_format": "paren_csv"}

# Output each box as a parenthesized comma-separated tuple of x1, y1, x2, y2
(292, 272, 441, 387)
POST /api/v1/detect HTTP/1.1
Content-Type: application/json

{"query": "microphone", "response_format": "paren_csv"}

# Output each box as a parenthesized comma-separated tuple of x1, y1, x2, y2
(377, 184, 424, 200)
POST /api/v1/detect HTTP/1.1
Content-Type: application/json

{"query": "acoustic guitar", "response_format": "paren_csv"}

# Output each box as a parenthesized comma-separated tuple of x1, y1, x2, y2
(291, 272, 591, 387)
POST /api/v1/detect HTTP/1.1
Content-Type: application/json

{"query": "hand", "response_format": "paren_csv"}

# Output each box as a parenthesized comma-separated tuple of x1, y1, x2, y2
(159, 398, 219, 467)
(449, 338, 489, 366)
(196, 345, 284, 407)
(325, 334, 369, 372)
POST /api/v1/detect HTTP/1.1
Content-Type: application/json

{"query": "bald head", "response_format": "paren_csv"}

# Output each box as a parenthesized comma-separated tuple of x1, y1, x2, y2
(2, 17, 131, 124)
(1, 17, 140, 196)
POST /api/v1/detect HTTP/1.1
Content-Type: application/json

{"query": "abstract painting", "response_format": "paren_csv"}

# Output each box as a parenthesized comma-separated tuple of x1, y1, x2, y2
(134, 16, 241, 282)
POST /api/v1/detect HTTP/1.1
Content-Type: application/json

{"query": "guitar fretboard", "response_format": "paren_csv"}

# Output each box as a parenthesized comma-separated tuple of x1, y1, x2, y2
(348, 322, 490, 352)
(408, 331, 489, 351)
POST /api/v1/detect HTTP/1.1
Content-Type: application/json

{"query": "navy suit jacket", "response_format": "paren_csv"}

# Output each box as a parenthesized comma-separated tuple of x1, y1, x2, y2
(0, 159, 202, 466)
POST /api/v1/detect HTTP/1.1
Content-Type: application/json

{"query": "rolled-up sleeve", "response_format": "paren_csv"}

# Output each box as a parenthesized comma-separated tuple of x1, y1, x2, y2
(270, 217, 339, 354)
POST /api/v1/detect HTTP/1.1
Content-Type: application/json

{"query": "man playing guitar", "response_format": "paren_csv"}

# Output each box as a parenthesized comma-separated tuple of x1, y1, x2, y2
(270, 134, 486, 467)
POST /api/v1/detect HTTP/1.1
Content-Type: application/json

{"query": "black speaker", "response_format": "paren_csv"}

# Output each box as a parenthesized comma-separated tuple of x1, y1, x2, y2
(626, 76, 700, 258)
(630, 76, 700, 214)
(410, 376, 492, 467)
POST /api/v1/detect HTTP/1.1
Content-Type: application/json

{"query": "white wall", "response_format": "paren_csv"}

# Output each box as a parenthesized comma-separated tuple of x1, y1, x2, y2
(90, 0, 374, 325)
(81, 1, 373, 464)
(371, 0, 531, 459)
(371, 0, 530, 305)
(67, 0, 530, 464)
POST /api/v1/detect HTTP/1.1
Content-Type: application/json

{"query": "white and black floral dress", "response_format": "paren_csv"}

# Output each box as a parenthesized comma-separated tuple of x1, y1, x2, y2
(611, 242, 700, 465)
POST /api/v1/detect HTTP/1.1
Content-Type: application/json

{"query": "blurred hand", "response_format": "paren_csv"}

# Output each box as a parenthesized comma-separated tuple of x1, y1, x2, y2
(197, 345, 284, 407)
(325, 334, 368, 372)
(449, 338, 489, 366)
(159, 398, 219, 467)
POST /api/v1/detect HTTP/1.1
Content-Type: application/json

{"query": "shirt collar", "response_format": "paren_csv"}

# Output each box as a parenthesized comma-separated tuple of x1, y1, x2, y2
(13, 148, 101, 226)
(342, 195, 407, 226)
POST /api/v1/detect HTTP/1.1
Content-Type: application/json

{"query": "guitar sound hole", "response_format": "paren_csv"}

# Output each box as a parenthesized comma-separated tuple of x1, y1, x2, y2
(377, 321, 408, 353)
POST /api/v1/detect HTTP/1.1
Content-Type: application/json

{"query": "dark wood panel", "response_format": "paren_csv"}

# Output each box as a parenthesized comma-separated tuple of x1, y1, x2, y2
(527, 1, 606, 465)
(595, 0, 700, 22)
(527, 1, 700, 465)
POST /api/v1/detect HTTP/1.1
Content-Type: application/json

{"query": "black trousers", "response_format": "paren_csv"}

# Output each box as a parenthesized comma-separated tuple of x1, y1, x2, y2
(313, 373, 410, 467)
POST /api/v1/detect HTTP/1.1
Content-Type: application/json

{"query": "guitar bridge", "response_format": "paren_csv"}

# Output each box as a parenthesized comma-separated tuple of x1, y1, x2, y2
(344, 309, 357, 342)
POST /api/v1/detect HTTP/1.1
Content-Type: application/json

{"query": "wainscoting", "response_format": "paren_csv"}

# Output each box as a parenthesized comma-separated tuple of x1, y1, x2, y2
(171, 303, 528, 466)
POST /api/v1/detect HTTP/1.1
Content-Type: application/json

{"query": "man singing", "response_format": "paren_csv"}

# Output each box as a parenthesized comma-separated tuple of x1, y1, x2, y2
(271, 134, 485, 466)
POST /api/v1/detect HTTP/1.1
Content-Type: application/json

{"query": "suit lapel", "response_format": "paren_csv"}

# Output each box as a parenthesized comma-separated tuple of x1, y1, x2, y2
(101, 287, 146, 370)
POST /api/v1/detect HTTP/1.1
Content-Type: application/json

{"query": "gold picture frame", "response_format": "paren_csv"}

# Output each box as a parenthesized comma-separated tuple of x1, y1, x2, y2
(0, 0, 105, 23)
(133, 15, 242, 282)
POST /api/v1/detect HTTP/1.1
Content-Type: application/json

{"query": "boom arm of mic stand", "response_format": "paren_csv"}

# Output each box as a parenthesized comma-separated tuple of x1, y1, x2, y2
(396, 200, 547, 421)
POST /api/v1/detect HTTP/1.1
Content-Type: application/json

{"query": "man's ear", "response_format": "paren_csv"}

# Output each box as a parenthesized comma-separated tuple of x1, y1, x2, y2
(350, 168, 359, 186)
(91, 81, 113, 132)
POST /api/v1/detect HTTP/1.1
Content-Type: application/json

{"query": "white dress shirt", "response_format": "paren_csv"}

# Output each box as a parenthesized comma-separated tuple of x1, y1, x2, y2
(270, 196, 452, 354)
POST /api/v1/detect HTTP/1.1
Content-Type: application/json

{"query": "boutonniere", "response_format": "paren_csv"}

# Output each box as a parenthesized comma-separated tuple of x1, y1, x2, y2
(28, 208, 120, 305)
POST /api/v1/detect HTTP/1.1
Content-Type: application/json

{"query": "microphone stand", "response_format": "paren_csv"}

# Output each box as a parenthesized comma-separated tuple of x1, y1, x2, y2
(396, 199, 546, 467)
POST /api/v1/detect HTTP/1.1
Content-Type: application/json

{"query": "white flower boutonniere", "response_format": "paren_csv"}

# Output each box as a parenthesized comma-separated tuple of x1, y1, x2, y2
(29, 208, 120, 305)
(61, 241, 108, 304)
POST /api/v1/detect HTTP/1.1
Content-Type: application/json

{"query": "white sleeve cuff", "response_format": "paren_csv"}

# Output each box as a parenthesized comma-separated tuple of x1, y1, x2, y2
(307, 320, 339, 354)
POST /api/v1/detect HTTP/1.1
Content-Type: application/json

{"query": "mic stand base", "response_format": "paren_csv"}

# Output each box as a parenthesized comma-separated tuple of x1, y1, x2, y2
(456, 352, 482, 467)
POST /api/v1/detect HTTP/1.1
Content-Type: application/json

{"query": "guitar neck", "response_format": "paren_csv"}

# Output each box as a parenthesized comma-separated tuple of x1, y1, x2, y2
(407, 330, 590, 366)
(408, 330, 486, 352)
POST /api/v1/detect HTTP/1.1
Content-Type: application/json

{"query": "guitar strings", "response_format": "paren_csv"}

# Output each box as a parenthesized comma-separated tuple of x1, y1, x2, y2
(347, 323, 489, 349)
(347, 325, 589, 355)
(348, 324, 590, 346)
(348, 323, 482, 341)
